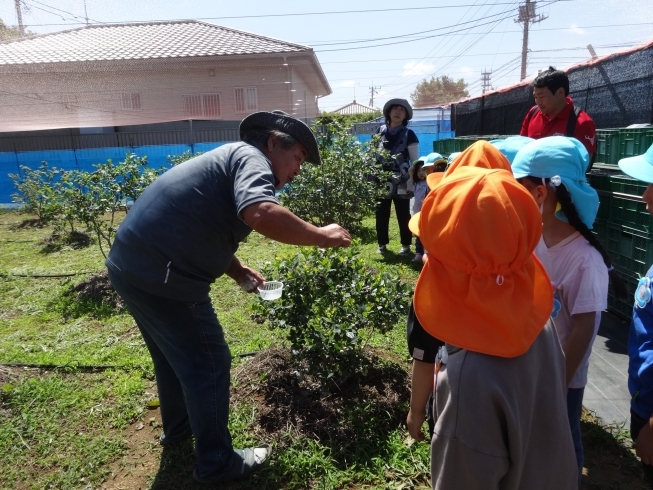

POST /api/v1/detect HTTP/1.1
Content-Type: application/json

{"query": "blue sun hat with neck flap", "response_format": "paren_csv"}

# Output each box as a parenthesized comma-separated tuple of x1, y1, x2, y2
(489, 136, 534, 164)
(619, 143, 653, 184)
(511, 136, 599, 229)
(415, 152, 448, 169)
(447, 152, 462, 165)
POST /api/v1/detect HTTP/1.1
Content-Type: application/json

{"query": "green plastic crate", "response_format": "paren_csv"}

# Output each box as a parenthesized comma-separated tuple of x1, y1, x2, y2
(605, 222, 653, 276)
(619, 128, 652, 161)
(609, 173, 649, 196)
(592, 217, 608, 244)
(606, 266, 637, 320)
(595, 129, 620, 165)
(608, 192, 653, 234)
(587, 172, 616, 221)
(645, 130, 653, 153)
(434, 138, 456, 155)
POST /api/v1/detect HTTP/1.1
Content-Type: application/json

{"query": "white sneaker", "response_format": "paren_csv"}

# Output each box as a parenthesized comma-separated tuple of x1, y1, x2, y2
(377, 245, 387, 254)
(412, 253, 423, 262)
(398, 245, 411, 256)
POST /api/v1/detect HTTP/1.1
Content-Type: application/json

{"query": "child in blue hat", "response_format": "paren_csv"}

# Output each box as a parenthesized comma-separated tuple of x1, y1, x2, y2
(489, 135, 534, 164)
(409, 154, 447, 262)
(618, 142, 653, 488)
(512, 136, 627, 488)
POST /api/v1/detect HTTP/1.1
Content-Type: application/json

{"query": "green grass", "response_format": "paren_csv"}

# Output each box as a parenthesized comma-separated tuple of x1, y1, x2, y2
(0, 209, 427, 489)
(0, 370, 147, 489)
(0, 208, 644, 489)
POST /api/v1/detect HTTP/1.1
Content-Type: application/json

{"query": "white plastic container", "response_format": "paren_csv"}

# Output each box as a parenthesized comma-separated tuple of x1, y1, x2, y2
(258, 281, 284, 301)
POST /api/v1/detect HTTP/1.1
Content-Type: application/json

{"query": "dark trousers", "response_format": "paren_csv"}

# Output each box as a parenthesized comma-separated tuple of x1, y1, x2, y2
(108, 269, 234, 481)
(415, 236, 424, 255)
(631, 409, 653, 487)
(376, 196, 412, 247)
(567, 388, 584, 488)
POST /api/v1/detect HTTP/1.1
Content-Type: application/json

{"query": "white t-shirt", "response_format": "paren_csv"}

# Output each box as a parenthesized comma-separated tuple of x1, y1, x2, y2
(534, 232, 608, 389)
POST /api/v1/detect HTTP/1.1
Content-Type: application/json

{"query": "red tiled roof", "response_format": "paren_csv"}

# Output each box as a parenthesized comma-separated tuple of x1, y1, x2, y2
(0, 20, 310, 65)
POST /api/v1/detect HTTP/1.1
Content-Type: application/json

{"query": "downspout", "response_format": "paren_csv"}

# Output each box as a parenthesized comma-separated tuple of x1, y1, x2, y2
(284, 57, 293, 115)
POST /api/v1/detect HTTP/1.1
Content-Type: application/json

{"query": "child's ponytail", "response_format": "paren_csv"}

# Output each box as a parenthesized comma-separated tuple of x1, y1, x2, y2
(554, 184, 629, 300)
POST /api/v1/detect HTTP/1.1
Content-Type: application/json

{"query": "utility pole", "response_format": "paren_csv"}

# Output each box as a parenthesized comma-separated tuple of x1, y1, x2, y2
(14, 0, 25, 37)
(481, 70, 492, 94)
(515, 0, 547, 81)
(369, 82, 381, 108)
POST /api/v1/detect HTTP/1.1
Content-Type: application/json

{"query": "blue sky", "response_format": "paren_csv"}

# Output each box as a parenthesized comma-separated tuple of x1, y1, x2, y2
(2, 0, 652, 112)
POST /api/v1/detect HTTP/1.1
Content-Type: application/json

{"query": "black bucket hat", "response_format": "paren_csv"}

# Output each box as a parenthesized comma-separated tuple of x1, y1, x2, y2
(383, 98, 413, 121)
(239, 110, 322, 165)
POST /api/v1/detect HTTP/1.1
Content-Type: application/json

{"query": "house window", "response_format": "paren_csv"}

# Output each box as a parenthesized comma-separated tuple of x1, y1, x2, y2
(60, 94, 78, 112)
(183, 94, 221, 119)
(234, 86, 258, 113)
(121, 92, 141, 110)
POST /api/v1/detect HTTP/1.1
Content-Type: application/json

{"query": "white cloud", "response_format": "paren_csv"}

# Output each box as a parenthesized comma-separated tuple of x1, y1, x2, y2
(570, 23, 586, 35)
(402, 61, 435, 77)
(333, 80, 357, 88)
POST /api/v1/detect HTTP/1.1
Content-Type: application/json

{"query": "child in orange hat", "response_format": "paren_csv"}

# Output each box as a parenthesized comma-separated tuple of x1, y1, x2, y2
(408, 141, 577, 489)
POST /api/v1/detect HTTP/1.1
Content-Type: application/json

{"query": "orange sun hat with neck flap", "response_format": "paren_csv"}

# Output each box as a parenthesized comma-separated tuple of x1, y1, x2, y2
(413, 141, 553, 358)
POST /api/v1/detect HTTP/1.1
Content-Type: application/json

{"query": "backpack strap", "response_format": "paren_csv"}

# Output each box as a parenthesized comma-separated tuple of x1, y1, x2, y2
(525, 105, 539, 128)
(566, 104, 582, 137)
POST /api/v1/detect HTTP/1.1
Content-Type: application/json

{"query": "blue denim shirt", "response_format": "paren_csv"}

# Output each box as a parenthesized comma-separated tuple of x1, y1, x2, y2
(629, 264, 653, 420)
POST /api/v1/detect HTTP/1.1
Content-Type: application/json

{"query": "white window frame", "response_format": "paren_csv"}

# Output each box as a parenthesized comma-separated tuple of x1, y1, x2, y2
(121, 92, 142, 111)
(234, 86, 258, 114)
(183, 93, 222, 119)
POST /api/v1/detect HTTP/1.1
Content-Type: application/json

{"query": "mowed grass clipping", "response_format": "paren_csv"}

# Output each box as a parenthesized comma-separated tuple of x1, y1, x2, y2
(0, 208, 645, 489)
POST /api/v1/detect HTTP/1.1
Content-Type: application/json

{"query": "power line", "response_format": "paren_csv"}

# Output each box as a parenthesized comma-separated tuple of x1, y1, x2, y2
(309, 7, 522, 47)
(382, 0, 524, 96)
(29, 0, 104, 25)
(300, 23, 653, 46)
(315, 9, 520, 52)
(374, 0, 503, 90)
(8, 2, 574, 28)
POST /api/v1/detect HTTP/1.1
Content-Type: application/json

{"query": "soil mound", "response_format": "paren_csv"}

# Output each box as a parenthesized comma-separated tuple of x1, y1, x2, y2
(68, 270, 124, 309)
(232, 348, 410, 463)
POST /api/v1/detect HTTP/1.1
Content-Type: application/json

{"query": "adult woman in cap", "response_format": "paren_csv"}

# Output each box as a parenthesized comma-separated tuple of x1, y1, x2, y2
(106, 111, 351, 484)
(408, 140, 577, 489)
(375, 98, 419, 255)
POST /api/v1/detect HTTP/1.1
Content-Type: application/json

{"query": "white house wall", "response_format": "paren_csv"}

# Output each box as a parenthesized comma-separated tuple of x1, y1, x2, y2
(289, 66, 319, 120)
(0, 62, 319, 132)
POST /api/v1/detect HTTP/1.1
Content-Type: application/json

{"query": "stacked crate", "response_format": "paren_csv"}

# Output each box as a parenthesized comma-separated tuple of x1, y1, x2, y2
(433, 135, 510, 155)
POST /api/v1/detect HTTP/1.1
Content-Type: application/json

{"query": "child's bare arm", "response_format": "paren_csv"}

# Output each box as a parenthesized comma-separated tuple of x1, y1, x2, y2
(563, 312, 596, 386)
(407, 360, 434, 441)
